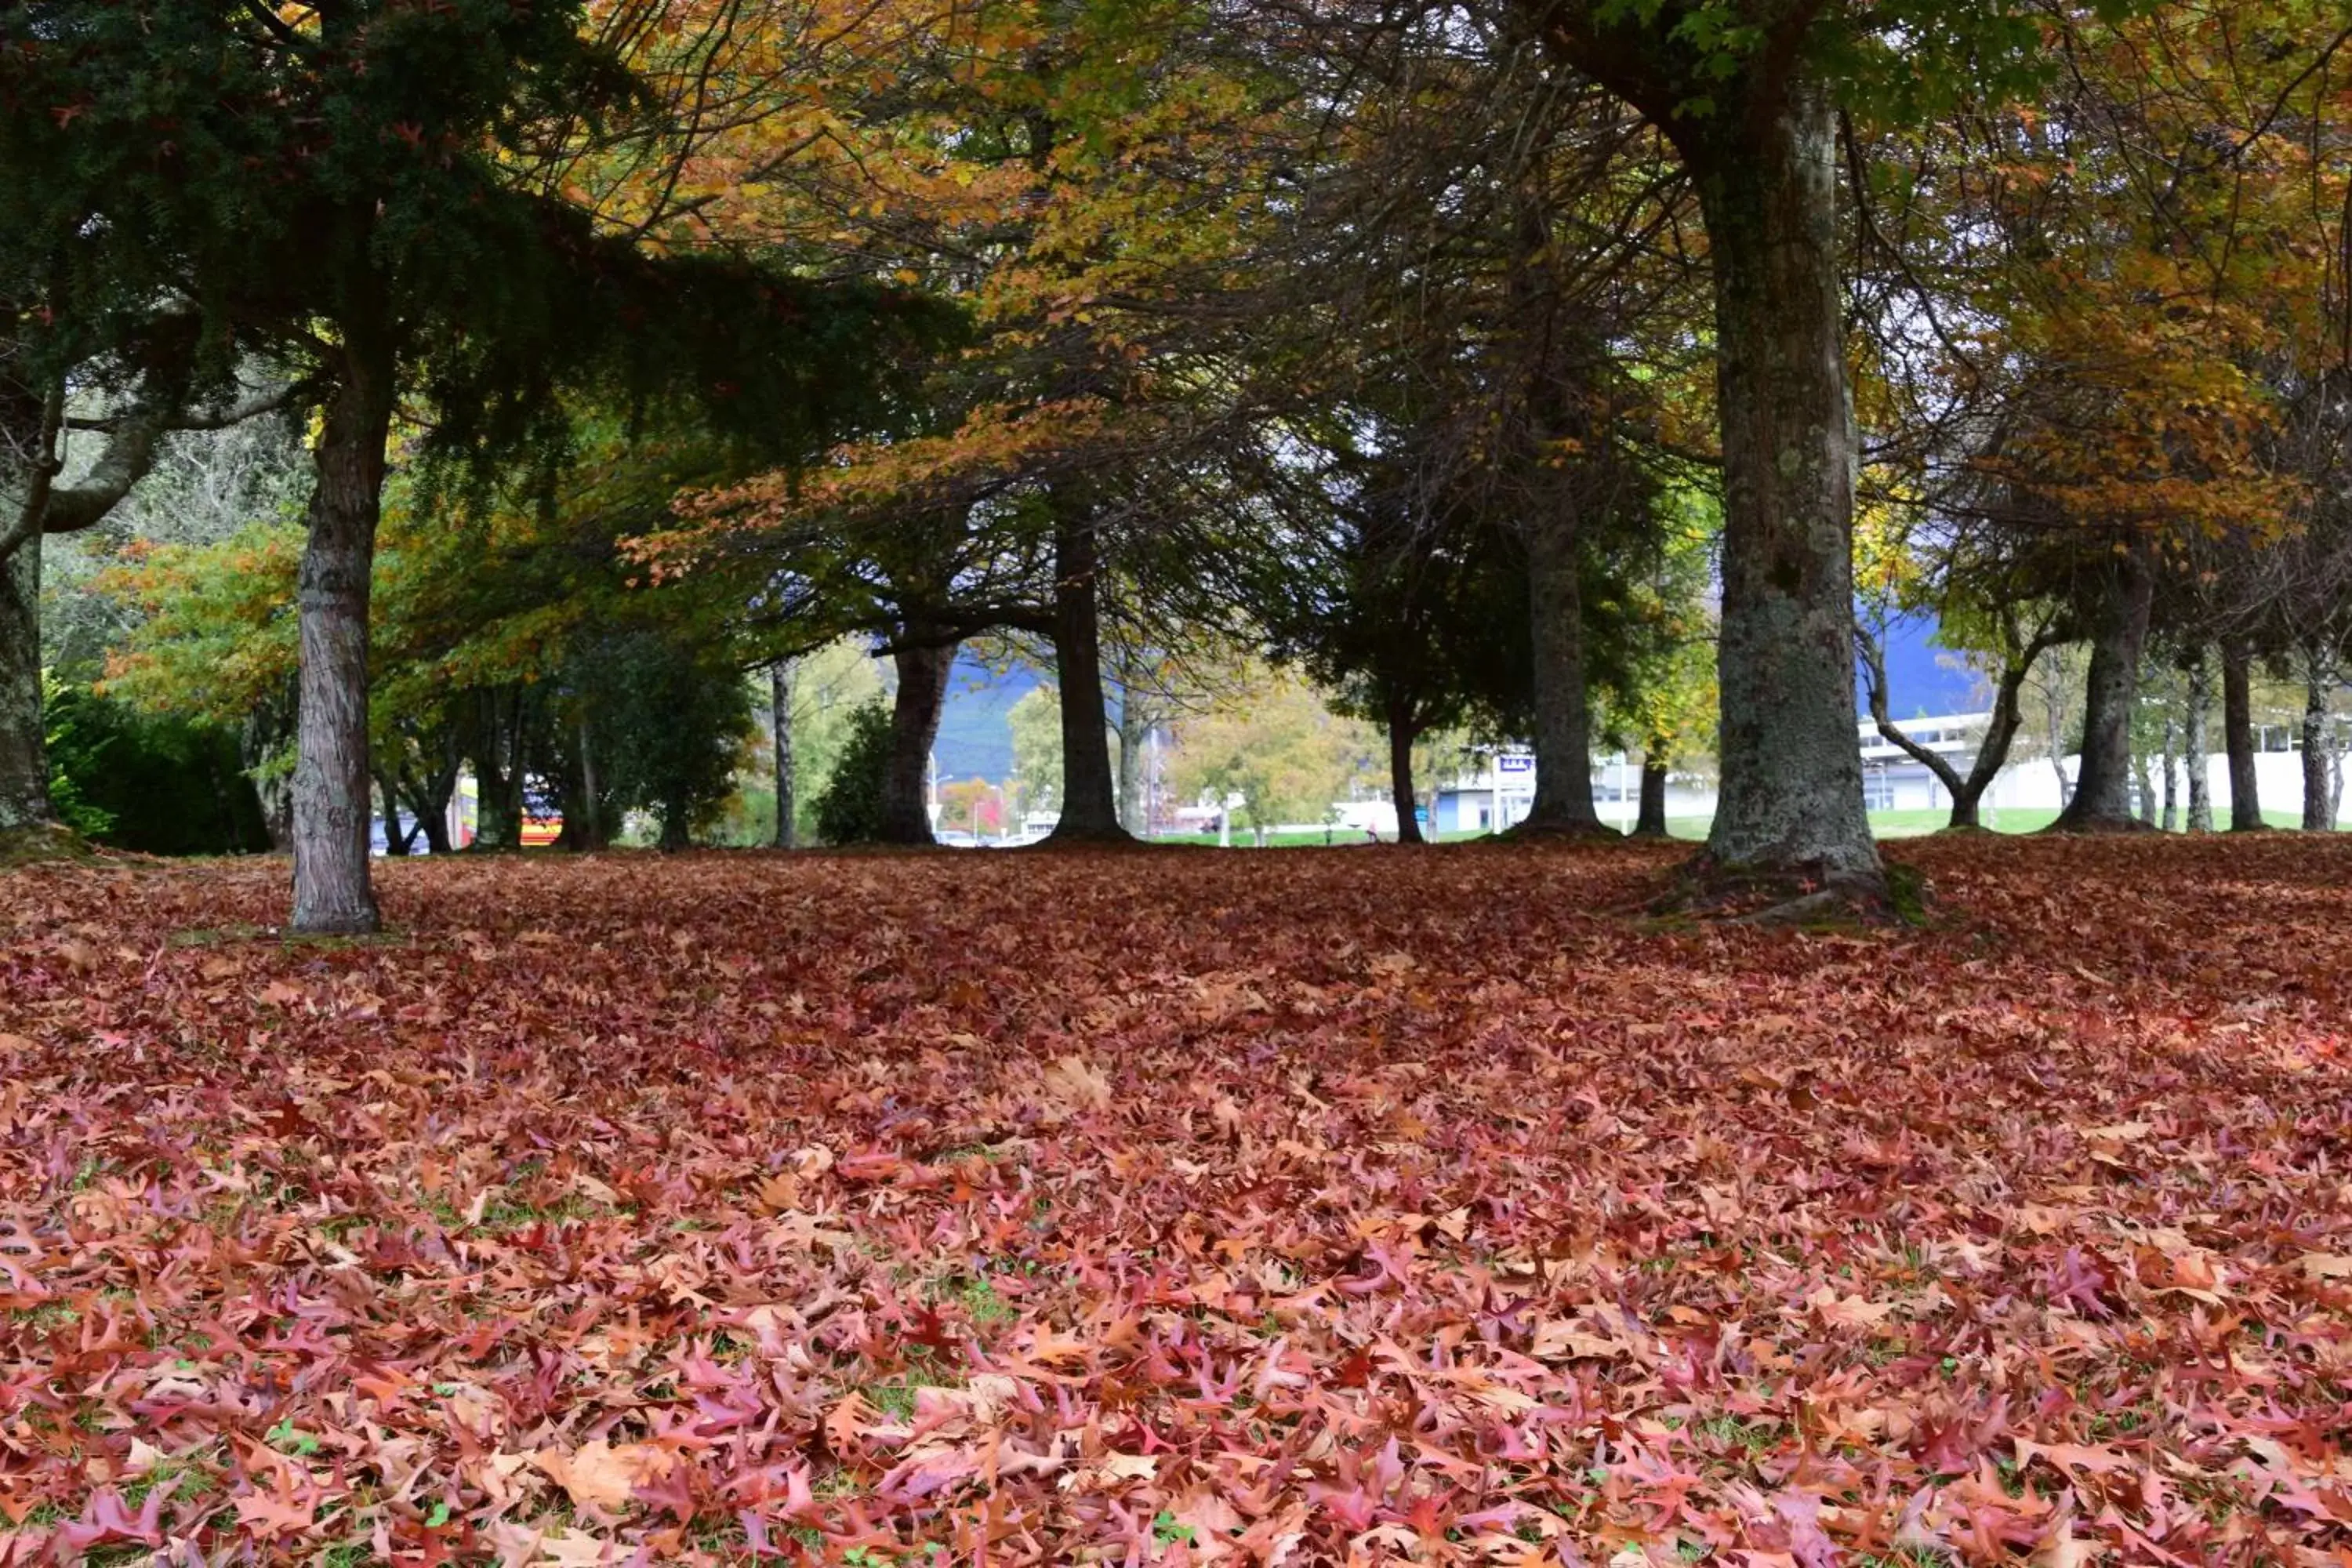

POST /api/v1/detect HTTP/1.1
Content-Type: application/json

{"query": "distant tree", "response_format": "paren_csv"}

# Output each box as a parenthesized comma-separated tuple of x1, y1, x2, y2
(812, 700, 895, 847)
(584, 630, 753, 851)
(1008, 685, 1065, 815)
(41, 678, 270, 855)
(1261, 488, 1526, 845)
(1165, 673, 1378, 842)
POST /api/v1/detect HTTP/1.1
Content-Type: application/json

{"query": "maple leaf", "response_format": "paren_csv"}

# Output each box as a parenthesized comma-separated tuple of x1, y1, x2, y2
(6, 837, 2352, 1563)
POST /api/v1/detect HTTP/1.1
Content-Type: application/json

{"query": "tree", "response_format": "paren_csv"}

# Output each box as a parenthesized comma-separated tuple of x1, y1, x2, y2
(1517, 0, 2176, 906)
(775, 644, 887, 844)
(2, 0, 941, 929)
(589, 630, 753, 850)
(0, 316, 285, 848)
(768, 659, 799, 849)
(1164, 672, 1378, 842)
(1009, 684, 1066, 815)
(1261, 486, 1528, 846)
(812, 699, 895, 846)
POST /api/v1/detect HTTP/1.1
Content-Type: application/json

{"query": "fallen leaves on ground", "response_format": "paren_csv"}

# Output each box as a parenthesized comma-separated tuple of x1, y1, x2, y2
(1, 836, 2348, 1566)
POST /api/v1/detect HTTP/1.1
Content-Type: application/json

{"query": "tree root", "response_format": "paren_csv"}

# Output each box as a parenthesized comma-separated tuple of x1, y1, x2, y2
(1497, 815, 1627, 845)
(1644, 852, 1925, 928)
(1028, 825, 1151, 851)
(0, 822, 94, 867)
(2047, 813, 2160, 834)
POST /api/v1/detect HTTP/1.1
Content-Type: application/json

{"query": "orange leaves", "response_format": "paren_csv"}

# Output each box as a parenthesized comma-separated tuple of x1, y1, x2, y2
(529, 1441, 679, 1513)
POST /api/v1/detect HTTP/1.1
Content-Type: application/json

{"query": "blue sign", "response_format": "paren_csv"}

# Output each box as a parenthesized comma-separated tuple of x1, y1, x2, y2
(1497, 753, 1534, 773)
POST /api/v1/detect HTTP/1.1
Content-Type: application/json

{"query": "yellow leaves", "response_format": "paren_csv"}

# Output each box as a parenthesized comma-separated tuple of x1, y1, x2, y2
(1040, 1053, 1110, 1114)
(528, 1441, 676, 1513)
(1803, 1285, 1900, 1331)
(1530, 1319, 1634, 1361)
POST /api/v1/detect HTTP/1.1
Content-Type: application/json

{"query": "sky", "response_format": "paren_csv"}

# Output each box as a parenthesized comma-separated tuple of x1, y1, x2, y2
(927, 615, 1984, 782)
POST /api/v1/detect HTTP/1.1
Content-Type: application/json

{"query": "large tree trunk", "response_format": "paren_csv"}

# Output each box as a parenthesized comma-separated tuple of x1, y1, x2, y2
(1046, 508, 1130, 843)
(1387, 698, 1424, 846)
(2300, 645, 2333, 831)
(2048, 539, 2154, 833)
(569, 714, 606, 852)
(1504, 172, 1610, 843)
(2185, 649, 2212, 832)
(470, 688, 524, 850)
(0, 528, 49, 840)
(290, 358, 393, 934)
(1686, 84, 1883, 899)
(1633, 754, 1670, 838)
(1518, 500, 1610, 837)
(882, 641, 952, 845)
(2222, 639, 2263, 830)
(770, 659, 796, 848)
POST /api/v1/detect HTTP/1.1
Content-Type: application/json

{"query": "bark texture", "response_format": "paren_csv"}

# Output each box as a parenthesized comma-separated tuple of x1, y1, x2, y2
(2048, 540, 2153, 833)
(883, 641, 952, 845)
(1387, 710, 1424, 845)
(2301, 648, 2334, 832)
(2185, 651, 2212, 833)
(770, 659, 797, 848)
(1633, 755, 1670, 838)
(290, 363, 392, 934)
(1519, 500, 1608, 835)
(2222, 640, 2263, 830)
(0, 527, 47, 837)
(1688, 84, 1882, 893)
(1046, 508, 1130, 843)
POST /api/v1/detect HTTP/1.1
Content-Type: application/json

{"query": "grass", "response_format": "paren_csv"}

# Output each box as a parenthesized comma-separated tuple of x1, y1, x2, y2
(1152, 804, 2336, 847)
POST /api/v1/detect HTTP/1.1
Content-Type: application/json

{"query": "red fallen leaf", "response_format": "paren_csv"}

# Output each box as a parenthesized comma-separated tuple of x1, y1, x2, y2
(904, 1302, 957, 1356)
(55, 1487, 164, 1552)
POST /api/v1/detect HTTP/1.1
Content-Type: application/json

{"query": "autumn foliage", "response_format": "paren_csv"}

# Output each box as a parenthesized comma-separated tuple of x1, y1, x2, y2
(2, 840, 2350, 1565)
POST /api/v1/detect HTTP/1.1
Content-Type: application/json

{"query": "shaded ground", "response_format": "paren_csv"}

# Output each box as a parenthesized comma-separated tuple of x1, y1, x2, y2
(2, 839, 2348, 1566)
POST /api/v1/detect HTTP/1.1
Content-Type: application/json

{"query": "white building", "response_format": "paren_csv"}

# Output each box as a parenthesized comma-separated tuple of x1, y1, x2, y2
(1374, 716, 2352, 834)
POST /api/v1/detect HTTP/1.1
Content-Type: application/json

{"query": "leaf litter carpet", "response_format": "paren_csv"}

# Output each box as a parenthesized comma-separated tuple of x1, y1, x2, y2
(1, 837, 2347, 1566)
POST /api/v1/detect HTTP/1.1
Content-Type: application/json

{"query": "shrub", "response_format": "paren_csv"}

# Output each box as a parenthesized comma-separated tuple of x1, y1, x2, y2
(811, 699, 891, 844)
